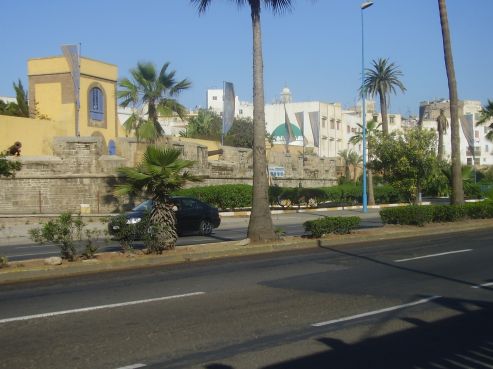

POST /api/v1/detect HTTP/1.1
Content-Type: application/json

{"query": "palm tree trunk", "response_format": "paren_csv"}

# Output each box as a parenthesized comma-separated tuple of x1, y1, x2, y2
(379, 89, 389, 135)
(367, 169, 375, 205)
(247, 8, 275, 242)
(438, 0, 464, 204)
(150, 200, 178, 251)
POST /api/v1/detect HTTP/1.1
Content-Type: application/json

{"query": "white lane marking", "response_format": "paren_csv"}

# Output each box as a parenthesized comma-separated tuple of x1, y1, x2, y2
(0, 292, 205, 324)
(311, 296, 441, 327)
(472, 282, 493, 289)
(394, 249, 472, 263)
(115, 364, 146, 369)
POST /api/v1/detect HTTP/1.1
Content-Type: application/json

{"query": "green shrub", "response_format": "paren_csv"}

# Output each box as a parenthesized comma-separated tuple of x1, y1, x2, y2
(175, 184, 252, 210)
(380, 206, 434, 226)
(0, 255, 8, 268)
(29, 213, 84, 261)
(303, 216, 360, 238)
(380, 201, 493, 226)
(463, 201, 493, 219)
(374, 185, 404, 204)
(431, 205, 466, 222)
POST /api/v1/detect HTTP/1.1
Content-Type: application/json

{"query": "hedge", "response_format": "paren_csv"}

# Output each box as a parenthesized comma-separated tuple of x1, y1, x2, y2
(174, 183, 406, 211)
(303, 216, 361, 238)
(380, 201, 493, 226)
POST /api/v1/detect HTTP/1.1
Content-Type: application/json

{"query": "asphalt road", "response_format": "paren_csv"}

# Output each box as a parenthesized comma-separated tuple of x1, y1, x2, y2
(0, 228, 492, 368)
(0, 208, 383, 261)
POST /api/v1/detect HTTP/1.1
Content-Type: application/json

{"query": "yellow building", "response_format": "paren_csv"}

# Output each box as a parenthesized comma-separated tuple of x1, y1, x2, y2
(1, 55, 125, 155)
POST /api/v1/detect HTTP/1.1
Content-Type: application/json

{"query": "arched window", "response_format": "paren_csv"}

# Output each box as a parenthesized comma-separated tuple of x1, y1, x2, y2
(90, 87, 104, 121)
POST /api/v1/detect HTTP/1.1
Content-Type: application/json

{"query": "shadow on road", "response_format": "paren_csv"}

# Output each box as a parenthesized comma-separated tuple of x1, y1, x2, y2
(200, 297, 493, 369)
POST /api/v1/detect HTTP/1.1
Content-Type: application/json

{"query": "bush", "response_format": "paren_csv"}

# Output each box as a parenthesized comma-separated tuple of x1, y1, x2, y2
(29, 213, 84, 261)
(379, 206, 434, 226)
(0, 255, 8, 268)
(303, 216, 360, 238)
(175, 184, 252, 210)
(374, 185, 404, 204)
(380, 201, 493, 226)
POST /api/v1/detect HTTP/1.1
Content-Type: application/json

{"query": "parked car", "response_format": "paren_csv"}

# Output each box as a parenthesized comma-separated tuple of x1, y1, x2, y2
(108, 196, 221, 237)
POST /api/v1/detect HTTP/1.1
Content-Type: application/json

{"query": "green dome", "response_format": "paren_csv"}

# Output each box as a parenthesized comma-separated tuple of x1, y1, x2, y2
(272, 123, 302, 138)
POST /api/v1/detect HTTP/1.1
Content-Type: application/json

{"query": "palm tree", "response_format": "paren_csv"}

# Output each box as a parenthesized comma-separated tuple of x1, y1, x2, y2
(192, 0, 293, 242)
(348, 151, 363, 183)
(338, 149, 352, 182)
(114, 146, 201, 251)
(362, 58, 406, 135)
(118, 62, 191, 141)
(477, 99, 493, 141)
(438, 0, 464, 204)
(349, 119, 381, 205)
(436, 109, 449, 160)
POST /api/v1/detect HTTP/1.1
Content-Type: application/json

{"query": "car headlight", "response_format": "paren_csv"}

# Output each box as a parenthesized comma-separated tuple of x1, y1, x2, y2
(126, 217, 141, 224)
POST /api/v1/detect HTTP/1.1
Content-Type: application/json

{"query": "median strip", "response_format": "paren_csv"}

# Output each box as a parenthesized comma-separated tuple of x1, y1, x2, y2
(394, 249, 472, 263)
(311, 296, 441, 327)
(0, 291, 205, 324)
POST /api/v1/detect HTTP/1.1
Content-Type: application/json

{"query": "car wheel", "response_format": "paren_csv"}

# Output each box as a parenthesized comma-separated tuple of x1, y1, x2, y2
(199, 219, 213, 236)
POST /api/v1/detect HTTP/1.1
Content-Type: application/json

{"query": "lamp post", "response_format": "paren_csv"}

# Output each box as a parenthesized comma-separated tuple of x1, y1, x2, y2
(361, 1, 373, 213)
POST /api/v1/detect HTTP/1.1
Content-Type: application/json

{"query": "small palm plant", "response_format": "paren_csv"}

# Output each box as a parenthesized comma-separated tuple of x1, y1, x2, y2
(114, 146, 201, 252)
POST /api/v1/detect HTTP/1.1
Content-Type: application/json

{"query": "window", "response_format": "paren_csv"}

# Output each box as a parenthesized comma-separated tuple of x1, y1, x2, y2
(337, 121, 340, 130)
(390, 115, 395, 124)
(486, 145, 489, 153)
(90, 87, 104, 121)
(467, 158, 472, 165)
(347, 126, 350, 134)
(239, 109, 243, 115)
(475, 130, 480, 139)
(330, 119, 335, 130)
(212, 96, 217, 101)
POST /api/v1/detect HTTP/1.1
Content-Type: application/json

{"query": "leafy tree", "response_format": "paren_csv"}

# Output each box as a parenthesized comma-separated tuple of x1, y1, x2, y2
(0, 80, 29, 117)
(436, 109, 449, 160)
(0, 153, 21, 177)
(349, 119, 381, 205)
(476, 99, 493, 141)
(438, 0, 464, 204)
(118, 62, 191, 141)
(224, 117, 254, 148)
(114, 146, 201, 251)
(371, 127, 438, 204)
(362, 58, 406, 135)
(193, 0, 295, 242)
(181, 109, 222, 140)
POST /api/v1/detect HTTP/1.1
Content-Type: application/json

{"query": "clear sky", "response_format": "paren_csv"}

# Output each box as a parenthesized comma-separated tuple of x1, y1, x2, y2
(1, 0, 492, 116)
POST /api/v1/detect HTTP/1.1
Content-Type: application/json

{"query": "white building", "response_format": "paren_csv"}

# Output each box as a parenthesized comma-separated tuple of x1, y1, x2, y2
(117, 106, 189, 137)
(206, 87, 404, 160)
(420, 99, 493, 166)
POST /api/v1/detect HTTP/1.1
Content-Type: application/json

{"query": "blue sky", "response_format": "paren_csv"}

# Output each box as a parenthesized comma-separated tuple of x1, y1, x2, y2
(1, 0, 492, 116)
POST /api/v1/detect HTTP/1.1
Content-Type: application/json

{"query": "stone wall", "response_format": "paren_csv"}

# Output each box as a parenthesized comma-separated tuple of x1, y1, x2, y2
(0, 136, 337, 214)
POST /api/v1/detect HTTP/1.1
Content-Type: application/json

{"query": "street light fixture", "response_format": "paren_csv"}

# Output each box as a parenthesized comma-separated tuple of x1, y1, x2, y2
(361, 1, 373, 213)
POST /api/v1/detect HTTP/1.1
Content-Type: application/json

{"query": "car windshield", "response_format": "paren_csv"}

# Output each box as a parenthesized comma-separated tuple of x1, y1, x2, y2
(132, 200, 153, 212)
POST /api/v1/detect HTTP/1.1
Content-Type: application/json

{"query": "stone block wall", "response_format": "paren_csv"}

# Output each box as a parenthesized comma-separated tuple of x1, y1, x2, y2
(0, 136, 337, 214)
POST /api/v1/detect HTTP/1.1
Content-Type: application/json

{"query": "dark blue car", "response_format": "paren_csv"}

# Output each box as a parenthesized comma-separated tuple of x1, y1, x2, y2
(109, 196, 221, 237)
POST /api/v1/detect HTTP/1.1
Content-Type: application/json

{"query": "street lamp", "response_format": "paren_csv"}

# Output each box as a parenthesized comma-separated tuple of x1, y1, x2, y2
(361, 1, 373, 213)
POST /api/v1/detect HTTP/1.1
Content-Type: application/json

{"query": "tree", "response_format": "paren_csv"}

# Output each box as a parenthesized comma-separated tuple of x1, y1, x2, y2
(224, 117, 255, 148)
(436, 109, 449, 160)
(118, 62, 191, 141)
(192, 0, 294, 242)
(477, 99, 493, 141)
(181, 109, 222, 140)
(438, 0, 464, 204)
(338, 149, 352, 182)
(349, 119, 381, 205)
(347, 151, 363, 183)
(0, 80, 29, 118)
(371, 127, 438, 204)
(114, 146, 201, 251)
(362, 58, 406, 135)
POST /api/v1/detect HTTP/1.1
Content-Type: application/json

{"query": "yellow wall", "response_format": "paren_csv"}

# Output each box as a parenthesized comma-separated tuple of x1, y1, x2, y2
(27, 56, 124, 152)
(0, 115, 68, 155)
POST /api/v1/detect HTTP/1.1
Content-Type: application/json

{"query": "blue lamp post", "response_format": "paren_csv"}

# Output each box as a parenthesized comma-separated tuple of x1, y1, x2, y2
(361, 1, 373, 213)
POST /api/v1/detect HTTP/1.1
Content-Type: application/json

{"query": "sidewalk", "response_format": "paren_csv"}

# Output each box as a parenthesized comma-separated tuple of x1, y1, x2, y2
(0, 217, 491, 285)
